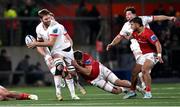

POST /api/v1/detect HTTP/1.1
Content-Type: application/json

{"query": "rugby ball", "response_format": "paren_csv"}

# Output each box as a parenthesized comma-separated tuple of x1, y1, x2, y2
(25, 35, 35, 45)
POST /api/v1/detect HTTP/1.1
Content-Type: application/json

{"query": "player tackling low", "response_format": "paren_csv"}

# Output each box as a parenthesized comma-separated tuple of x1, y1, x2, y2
(72, 50, 131, 94)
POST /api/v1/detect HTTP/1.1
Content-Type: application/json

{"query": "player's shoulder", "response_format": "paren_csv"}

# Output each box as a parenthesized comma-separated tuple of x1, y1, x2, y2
(50, 20, 64, 30)
(144, 27, 154, 35)
(83, 53, 91, 59)
(36, 22, 43, 31)
(124, 21, 130, 26)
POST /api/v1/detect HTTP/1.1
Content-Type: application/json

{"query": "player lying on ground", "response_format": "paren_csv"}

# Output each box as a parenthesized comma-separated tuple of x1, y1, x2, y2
(0, 85, 38, 101)
(72, 50, 131, 94)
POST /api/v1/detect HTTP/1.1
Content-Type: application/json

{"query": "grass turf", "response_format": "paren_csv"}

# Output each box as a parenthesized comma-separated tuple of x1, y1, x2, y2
(0, 83, 180, 106)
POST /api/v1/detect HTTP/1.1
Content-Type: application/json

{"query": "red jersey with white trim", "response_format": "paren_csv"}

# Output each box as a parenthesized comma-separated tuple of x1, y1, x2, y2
(80, 53, 100, 83)
(132, 27, 158, 54)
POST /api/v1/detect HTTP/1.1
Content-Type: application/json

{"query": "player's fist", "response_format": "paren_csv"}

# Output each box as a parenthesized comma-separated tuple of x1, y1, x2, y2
(169, 16, 177, 22)
(106, 43, 113, 51)
(27, 40, 37, 49)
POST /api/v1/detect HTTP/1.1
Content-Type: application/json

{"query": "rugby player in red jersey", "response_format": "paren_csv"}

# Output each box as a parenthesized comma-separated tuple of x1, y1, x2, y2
(124, 17, 163, 99)
(72, 50, 131, 94)
(0, 85, 38, 101)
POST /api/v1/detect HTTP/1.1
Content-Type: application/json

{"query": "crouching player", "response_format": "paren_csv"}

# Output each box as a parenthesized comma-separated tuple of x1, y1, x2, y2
(72, 50, 131, 94)
(0, 85, 38, 101)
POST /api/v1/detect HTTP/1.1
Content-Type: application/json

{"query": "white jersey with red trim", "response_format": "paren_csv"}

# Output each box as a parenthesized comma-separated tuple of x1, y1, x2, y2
(47, 20, 71, 54)
(119, 16, 153, 36)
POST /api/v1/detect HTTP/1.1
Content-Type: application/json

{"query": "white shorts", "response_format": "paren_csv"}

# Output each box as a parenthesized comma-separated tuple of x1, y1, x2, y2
(90, 64, 119, 93)
(136, 52, 159, 65)
(51, 47, 74, 66)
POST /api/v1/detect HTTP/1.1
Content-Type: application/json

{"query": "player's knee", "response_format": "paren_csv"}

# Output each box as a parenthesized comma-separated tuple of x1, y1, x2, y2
(55, 62, 64, 75)
(67, 66, 75, 72)
(141, 69, 149, 75)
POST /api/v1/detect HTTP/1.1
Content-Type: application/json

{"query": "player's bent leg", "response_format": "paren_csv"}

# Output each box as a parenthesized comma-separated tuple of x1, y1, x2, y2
(72, 72, 86, 95)
(106, 72, 131, 88)
(142, 59, 154, 99)
(101, 65, 131, 88)
(65, 73, 80, 100)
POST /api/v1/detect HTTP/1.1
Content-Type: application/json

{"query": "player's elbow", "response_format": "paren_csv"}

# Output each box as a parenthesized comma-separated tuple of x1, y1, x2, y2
(48, 41, 55, 46)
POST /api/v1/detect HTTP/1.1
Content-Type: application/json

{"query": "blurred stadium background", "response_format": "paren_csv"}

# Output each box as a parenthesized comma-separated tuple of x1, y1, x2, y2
(0, 0, 180, 106)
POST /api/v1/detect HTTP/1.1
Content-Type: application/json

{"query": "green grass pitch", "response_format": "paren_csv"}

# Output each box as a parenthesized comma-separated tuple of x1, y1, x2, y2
(0, 83, 180, 106)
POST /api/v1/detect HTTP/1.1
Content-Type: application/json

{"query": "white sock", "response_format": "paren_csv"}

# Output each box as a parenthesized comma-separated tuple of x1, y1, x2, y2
(54, 76, 62, 95)
(120, 87, 128, 93)
(141, 82, 146, 90)
(66, 78, 76, 97)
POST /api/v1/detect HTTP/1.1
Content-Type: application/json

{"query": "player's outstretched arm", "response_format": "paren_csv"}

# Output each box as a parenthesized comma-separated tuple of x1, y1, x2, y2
(106, 34, 123, 51)
(154, 15, 176, 22)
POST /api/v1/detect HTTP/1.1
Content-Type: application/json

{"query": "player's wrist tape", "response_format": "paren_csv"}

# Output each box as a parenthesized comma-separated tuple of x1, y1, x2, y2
(157, 53, 162, 57)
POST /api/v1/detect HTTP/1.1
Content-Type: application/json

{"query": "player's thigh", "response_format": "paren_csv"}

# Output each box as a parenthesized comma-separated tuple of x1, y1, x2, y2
(142, 59, 154, 72)
(132, 63, 142, 75)
(94, 79, 114, 93)
(100, 64, 118, 84)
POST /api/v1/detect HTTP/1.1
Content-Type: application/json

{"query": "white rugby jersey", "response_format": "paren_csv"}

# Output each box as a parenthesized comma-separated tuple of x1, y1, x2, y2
(119, 16, 154, 36)
(47, 20, 71, 53)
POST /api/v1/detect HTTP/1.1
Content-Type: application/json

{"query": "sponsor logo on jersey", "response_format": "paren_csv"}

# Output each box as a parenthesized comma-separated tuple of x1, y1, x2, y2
(53, 28, 58, 33)
(150, 34, 157, 42)
(85, 59, 91, 65)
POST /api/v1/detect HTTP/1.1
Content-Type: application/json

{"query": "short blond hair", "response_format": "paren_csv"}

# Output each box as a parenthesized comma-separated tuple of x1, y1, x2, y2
(38, 9, 51, 18)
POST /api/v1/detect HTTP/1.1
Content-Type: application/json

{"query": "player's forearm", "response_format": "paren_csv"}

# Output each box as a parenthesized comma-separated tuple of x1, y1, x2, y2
(154, 15, 172, 21)
(155, 41, 162, 55)
(35, 41, 54, 47)
(110, 34, 123, 46)
(74, 65, 91, 76)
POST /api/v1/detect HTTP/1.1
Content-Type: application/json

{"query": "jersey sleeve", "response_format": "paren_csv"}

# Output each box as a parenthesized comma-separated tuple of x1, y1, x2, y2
(141, 16, 154, 24)
(49, 25, 63, 37)
(119, 22, 133, 36)
(62, 25, 68, 35)
(36, 26, 41, 40)
(83, 53, 92, 66)
(146, 29, 158, 45)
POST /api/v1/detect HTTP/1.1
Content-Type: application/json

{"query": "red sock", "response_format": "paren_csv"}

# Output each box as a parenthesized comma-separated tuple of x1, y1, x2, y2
(145, 86, 151, 92)
(18, 93, 30, 100)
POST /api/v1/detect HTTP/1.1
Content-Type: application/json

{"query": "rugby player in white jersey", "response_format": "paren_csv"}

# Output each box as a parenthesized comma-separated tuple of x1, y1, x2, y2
(28, 9, 80, 101)
(106, 6, 176, 99)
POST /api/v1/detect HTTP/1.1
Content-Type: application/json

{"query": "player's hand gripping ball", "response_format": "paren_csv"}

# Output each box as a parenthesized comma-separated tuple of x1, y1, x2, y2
(25, 35, 36, 48)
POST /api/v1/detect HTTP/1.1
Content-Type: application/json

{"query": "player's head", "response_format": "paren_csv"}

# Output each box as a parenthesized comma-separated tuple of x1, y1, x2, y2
(74, 50, 83, 65)
(130, 17, 143, 31)
(38, 9, 51, 26)
(124, 6, 136, 21)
